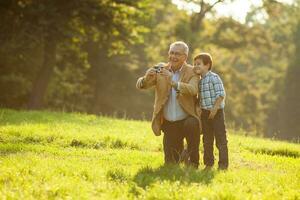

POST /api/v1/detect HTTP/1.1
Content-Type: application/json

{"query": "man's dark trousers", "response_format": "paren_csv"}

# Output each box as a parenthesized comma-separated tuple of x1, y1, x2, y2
(161, 116, 200, 168)
(201, 109, 228, 169)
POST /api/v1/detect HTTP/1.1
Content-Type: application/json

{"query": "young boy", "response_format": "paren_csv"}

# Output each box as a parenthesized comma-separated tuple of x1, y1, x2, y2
(193, 53, 228, 170)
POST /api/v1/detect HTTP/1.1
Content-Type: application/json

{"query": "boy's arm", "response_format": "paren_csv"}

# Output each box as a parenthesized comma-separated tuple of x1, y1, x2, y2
(208, 75, 226, 119)
(209, 96, 224, 119)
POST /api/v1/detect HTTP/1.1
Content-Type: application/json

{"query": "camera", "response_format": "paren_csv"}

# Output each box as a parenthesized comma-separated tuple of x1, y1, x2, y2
(153, 65, 163, 73)
(153, 62, 165, 73)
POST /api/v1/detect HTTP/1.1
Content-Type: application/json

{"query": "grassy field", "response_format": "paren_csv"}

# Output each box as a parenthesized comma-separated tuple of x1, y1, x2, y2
(0, 109, 299, 199)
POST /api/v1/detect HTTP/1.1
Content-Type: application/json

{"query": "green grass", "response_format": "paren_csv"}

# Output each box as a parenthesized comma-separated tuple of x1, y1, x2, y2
(0, 108, 299, 200)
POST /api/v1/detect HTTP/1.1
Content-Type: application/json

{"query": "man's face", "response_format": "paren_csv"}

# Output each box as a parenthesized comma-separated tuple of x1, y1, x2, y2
(168, 45, 187, 68)
(194, 58, 209, 73)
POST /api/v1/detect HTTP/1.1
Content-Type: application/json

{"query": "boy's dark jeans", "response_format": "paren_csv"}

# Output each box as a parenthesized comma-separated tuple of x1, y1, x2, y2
(161, 116, 200, 168)
(201, 109, 228, 169)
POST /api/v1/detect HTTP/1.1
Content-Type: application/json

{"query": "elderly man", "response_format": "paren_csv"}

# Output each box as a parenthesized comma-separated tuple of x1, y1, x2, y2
(136, 41, 201, 168)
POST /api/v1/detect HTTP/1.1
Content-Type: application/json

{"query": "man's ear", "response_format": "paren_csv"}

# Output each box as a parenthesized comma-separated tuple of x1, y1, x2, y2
(182, 54, 188, 61)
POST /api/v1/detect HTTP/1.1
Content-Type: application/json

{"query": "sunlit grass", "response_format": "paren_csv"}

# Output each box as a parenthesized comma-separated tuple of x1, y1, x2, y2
(0, 109, 299, 199)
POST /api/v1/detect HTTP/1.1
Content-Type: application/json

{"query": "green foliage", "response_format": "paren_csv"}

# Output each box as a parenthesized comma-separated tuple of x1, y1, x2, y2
(0, 109, 299, 199)
(0, 0, 151, 110)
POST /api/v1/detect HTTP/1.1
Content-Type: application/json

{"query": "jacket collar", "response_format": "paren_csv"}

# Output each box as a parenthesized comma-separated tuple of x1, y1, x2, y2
(180, 62, 188, 73)
(178, 62, 189, 80)
(163, 62, 188, 81)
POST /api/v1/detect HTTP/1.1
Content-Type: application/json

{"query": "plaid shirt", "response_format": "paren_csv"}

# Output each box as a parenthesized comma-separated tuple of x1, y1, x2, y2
(199, 71, 226, 110)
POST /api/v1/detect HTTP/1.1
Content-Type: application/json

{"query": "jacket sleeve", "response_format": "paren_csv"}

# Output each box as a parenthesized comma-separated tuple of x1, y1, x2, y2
(178, 75, 199, 96)
(136, 75, 156, 90)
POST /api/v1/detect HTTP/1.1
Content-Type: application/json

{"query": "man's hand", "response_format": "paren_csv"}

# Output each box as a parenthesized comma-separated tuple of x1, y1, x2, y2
(171, 81, 178, 90)
(145, 68, 157, 80)
(171, 81, 176, 87)
(193, 66, 201, 75)
(208, 107, 218, 119)
(160, 68, 172, 77)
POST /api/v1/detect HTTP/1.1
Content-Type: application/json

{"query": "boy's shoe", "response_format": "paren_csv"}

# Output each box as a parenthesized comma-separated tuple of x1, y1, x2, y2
(203, 166, 213, 171)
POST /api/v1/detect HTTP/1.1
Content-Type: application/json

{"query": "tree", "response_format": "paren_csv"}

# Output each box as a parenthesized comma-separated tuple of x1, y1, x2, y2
(0, 0, 149, 110)
(277, 22, 300, 140)
(189, 0, 225, 31)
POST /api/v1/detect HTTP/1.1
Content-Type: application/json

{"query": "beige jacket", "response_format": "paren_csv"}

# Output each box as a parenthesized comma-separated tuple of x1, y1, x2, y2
(136, 63, 201, 136)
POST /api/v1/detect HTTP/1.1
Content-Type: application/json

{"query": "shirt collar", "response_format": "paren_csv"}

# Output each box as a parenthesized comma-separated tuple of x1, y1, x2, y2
(202, 70, 212, 78)
(171, 64, 184, 73)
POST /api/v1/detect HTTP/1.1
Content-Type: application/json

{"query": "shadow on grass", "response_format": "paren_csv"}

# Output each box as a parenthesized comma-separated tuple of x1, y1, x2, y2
(71, 136, 141, 150)
(106, 168, 130, 182)
(0, 133, 140, 151)
(133, 164, 216, 188)
(247, 147, 300, 158)
(0, 142, 35, 156)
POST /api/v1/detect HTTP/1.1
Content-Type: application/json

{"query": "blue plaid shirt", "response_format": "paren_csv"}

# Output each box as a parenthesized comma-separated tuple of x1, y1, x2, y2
(199, 71, 226, 110)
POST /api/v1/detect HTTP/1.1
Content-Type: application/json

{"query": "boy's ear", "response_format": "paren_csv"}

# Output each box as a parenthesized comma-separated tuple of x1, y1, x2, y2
(204, 64, 210, 70)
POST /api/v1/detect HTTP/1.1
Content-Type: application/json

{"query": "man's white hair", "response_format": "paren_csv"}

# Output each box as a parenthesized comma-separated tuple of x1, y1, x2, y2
(169, 41, 189, 55)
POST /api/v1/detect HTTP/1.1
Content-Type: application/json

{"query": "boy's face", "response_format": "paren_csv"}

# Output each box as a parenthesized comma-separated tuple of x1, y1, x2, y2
(194, 58, 209, 74)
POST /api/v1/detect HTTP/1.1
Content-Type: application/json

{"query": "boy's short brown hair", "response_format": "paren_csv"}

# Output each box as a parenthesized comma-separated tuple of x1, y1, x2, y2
(193, 53, 213, 70)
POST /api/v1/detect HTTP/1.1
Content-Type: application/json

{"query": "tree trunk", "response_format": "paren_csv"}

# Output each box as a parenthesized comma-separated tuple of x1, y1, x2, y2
(28, 32, 56, 109)
(85, 40, 109, 114)
(190, 0, 224, 32)
(276, 23, 300, 141)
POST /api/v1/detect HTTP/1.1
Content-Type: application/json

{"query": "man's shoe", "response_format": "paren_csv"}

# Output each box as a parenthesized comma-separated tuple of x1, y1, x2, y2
(203, 166, 213, 171)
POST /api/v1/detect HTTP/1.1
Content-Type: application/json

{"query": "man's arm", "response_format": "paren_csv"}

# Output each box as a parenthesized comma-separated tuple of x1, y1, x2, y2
(174, 75, 199, 96)
(136, 68, 157, 90)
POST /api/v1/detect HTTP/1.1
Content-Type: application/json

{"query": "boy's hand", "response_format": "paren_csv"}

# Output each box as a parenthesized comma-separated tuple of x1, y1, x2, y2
(208, 107, 218, 119)
(209, 97, 224, 119)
